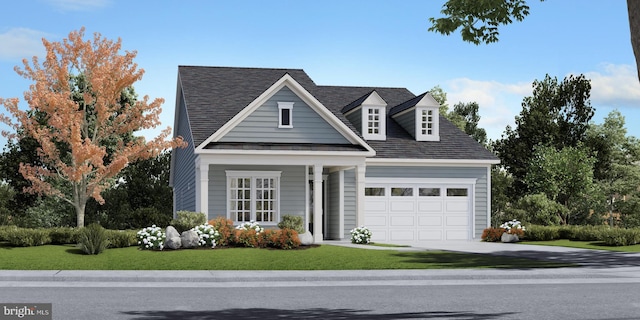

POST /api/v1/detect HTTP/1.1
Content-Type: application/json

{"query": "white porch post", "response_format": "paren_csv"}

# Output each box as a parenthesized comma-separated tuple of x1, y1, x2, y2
(313, 164, 324, 243)
(338, 169, 345, 239)
(356, 164, 366, 227)
(195, 159, 209, 216)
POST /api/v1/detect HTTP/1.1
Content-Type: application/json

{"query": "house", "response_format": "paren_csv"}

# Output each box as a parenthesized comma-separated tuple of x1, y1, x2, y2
(170, 66, 499, 244)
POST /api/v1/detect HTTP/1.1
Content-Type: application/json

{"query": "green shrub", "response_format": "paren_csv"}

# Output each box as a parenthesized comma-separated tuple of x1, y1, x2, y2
(570, 225, 609, 241)
(5, 228, 51, 247)
(208, 217, 235, 246)
(481, 227, 505, 242)
(277, 215, 304, 234)
(131, 207, 172, 229)
(171, 211, 206, 233)
(78, 223, 110, 255)
(512, 194, 564, 226)
(49, 227, 80, 244)
(600, 228, 640, 246)
(523, 225, 560, 241)
(106, 229, 138, 248)
(0, 225, 17, 241)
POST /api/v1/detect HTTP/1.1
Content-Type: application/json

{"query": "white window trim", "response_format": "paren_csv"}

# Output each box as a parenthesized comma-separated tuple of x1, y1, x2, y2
(362, 106, 386, 140)
(416, 107, 439, 141)
(278, 102, 294, 128)
(226, 170, 282, 225)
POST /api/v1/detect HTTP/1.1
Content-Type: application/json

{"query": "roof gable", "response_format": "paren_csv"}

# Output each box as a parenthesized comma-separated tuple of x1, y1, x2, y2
(195, 73, 375, 154)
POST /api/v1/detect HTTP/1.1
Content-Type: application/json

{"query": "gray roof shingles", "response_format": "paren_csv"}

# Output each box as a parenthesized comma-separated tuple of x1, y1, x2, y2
(178, 66, 498, 161)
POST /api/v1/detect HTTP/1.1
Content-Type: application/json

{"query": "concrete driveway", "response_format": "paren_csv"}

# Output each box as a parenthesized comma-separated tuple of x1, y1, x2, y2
(328, 240, 640, 268)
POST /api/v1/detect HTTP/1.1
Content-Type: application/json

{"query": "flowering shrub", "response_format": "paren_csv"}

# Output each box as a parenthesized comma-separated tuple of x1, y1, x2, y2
(136, 225, 165, 250)
(350, 226, 372, 244)
(236, 221, 264, 234)
(481, 227, 506, 242)
(209, 217, 235, 246)
(234, 229, 263, 248)
(267, 228, 301, 249)
(192, 224, 220, 248)
(500, 219, 526, 237)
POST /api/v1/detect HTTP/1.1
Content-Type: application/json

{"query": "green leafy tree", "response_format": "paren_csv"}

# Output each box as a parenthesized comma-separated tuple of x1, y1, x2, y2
(453, 101, 487, 145)
(493, 74, 594, 198)
(524, 145, 596, 225)
(429, 0, 640, 81)
(586, 110, 640, 225)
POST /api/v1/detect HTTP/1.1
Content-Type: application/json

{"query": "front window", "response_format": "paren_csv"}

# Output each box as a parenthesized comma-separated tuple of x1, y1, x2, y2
(227, 171, 281, 223)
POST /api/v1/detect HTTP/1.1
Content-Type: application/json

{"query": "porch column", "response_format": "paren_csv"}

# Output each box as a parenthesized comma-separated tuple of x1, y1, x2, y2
(356, 164, 366, 227)
(313, 164, 324, 243)
(195, 160, 209, 216)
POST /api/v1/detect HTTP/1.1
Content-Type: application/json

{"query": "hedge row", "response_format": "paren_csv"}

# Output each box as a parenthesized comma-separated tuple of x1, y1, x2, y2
(485, 224, 640, 246)
(0, 225, 137, 248)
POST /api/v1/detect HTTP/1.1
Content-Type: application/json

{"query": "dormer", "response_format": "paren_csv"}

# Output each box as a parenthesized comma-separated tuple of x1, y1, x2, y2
(342, 91, 387, 141)
(389, 92, 440, 141)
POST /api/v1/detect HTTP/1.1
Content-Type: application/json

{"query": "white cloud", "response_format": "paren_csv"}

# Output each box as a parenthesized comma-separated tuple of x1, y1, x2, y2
(43, 0, 110, 11)
(443, 78, 531, 140)
(0, 28, 49, 61)
(583, 63, 640, 108)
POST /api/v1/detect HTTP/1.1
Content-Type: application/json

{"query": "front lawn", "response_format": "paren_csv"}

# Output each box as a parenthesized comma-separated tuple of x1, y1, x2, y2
(520, 239, 640, 252)
(0, 243, 574, 270)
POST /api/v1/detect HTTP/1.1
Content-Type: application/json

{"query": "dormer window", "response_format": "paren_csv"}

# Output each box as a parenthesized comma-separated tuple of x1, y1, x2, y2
(416, 107, 439, 141)
(363, 106, 386, 140)
(278, 102, 294, 128)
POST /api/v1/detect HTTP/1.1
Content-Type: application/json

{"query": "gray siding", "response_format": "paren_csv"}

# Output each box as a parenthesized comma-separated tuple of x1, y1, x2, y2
(345, 108, 362, 134)
(327, 171, 340, 239)
(172, 91, 196, 213)
(219, 87, 350, 144)
(208, 165, 306, 223)
(365, 166, 489, 238)
(343, 169, 357, 239)
(392, 111, 415, 138)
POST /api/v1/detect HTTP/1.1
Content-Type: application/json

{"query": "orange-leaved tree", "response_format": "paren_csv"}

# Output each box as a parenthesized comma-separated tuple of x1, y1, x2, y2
(0, 28, 186, 227)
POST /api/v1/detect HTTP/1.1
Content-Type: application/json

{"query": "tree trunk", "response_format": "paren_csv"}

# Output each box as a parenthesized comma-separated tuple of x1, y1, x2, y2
(75, 202, 86, 228)
(628, 0, 640, 80)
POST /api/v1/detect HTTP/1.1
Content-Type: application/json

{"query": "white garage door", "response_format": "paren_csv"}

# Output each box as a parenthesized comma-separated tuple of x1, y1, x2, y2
(364, 183, 472, 242)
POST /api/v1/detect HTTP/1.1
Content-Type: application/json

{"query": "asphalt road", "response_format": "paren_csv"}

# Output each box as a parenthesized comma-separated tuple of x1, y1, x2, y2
(2, 269, 639, 320)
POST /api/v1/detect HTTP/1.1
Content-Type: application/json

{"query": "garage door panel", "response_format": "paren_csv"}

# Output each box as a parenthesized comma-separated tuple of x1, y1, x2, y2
(418, 200, 443, 212)
(390, 229, 415, 241)
(445, 200, 469, 213)
(364, 215, 387, 227)
(446, 216, 469, 226)
(390, 201, 415, 212)
(369, 229, 388, 242)
(365, 199, 387, 213)
(418, 216, 442, 227)
(419, 230, 443, 241)
(390, 215, 414, 226)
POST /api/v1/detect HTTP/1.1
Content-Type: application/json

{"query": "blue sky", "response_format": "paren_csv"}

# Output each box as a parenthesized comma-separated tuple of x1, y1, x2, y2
(1, 0, 638, 143)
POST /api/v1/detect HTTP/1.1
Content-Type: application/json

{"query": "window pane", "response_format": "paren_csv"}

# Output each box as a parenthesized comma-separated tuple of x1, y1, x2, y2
(447, 188, 468, 197)
(419, 188, 440, 196)
(281, 109, 290, 126)
(391, 188, 413, 196)
(365, 187, 385, 196)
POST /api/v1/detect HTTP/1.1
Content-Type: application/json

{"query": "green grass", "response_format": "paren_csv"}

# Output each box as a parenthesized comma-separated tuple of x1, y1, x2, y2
(369, 242, 411, 248)
(520, 239, 640, 252)
(0, 243, 574, 270)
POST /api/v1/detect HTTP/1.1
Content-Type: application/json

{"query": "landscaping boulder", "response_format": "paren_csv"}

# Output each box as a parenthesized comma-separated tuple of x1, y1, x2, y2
(165, 235, 182, 250)
(166, 226, 180, 239)
(298, 230, 313, 246)
(165, 226, 182, 249)
(181, 230, 199, 248)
